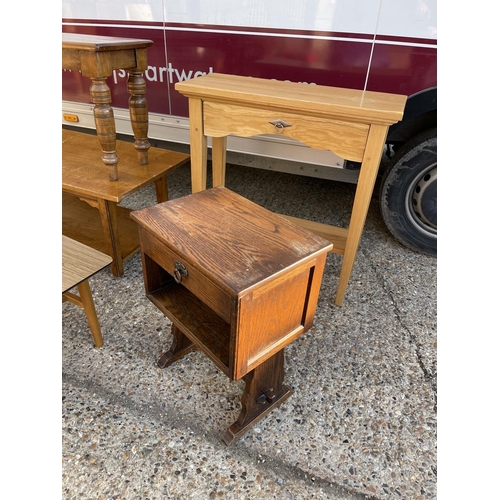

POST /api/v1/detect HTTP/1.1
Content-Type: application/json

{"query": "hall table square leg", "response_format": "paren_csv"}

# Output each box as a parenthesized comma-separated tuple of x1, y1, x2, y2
(131, 186, 333, 444)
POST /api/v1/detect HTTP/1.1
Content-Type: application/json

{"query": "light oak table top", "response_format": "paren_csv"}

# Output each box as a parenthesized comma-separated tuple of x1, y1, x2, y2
(175, 72, 406, 126)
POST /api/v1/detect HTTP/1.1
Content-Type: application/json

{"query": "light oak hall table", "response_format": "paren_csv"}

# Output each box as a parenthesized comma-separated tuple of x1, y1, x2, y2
(175, 73, 407, 305)
(62, 33, 154, 180)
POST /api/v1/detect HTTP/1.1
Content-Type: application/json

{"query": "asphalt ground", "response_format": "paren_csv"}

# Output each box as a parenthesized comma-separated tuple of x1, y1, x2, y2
(59, 160, 437, 499)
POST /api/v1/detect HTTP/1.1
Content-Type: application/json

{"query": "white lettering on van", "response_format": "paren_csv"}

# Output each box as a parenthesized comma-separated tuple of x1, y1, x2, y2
(111, 66, 312, 86)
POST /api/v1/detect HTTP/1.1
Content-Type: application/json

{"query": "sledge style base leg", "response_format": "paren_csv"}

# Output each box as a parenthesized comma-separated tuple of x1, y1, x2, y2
(157, 325, 196, 368)
(222, 349, 293, 446)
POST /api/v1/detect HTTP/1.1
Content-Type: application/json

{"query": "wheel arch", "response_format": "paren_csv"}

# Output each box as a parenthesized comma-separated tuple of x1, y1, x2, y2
(387, 87, 437, 145)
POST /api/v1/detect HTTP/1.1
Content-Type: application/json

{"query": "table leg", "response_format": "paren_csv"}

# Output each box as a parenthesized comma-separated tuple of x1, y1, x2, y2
(96, 198, 124, 277)
(127, 70, 150, 165)
(157, 324, 196, 368)
(189, 98, 208, 193)
(211, 136, 227, 187)
(89, 77, 119, 181)
(77, 280, 104, 348)
(222, 349, 293, 446)
(154, 175, 169, 203)
(335, 124, 388, 306)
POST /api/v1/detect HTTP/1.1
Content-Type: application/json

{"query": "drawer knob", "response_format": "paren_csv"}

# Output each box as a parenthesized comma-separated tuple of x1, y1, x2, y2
(173, 260, 188, 284)
(269, 119, 291, 134)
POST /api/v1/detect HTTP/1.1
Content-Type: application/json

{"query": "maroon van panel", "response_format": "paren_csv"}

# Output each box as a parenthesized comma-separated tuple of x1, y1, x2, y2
(62, 22, 436, 118)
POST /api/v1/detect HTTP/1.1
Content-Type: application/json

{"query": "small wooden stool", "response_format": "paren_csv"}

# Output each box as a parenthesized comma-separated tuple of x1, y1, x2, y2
(62, 235, 113, 347)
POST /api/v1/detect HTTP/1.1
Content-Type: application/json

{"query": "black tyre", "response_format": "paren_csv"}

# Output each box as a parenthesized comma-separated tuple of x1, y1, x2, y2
(379, 128, 437, 255)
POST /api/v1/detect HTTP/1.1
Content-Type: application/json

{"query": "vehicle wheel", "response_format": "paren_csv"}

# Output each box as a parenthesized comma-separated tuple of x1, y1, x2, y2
(379, 128, 437, 256)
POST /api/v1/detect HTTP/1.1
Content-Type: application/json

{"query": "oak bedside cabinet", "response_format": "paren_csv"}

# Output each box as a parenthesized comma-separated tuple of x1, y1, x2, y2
(130, 186, 333, 444)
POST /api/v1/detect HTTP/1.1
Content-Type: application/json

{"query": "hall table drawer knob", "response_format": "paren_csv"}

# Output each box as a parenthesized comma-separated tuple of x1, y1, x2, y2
(268, 119, 292, 134)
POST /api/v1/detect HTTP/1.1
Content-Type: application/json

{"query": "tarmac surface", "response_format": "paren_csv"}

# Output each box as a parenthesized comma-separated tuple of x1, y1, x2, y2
(62, 160, 437, 499)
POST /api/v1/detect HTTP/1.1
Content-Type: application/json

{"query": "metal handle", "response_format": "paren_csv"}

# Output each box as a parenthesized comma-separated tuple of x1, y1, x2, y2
(268, 119, 292, 134)
(173, 260, 188, 284)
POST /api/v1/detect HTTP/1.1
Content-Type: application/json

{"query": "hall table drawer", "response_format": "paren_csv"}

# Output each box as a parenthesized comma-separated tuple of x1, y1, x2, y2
(203, 101, 369, 162)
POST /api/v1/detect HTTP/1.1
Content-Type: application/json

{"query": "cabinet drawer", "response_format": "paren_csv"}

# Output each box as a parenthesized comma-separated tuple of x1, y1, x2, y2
(140, 228, 234, 323)
(203, 101, 369, 162)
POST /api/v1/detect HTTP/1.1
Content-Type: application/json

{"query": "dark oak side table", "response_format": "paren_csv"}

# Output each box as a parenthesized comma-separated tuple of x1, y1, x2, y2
(131, 186, 333, 444)
(62, 33, 154, 180)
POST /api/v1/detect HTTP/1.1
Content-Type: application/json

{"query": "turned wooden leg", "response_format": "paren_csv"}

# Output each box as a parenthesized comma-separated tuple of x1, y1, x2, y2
(127, 70, 150, 165)
(90, 77, 119, 181)
(222, 350, 293, 446)
(157, 324, 196, 368)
